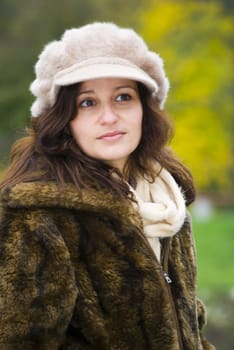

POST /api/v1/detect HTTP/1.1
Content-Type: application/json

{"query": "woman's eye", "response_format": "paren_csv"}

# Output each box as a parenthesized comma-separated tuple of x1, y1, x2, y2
(79, 99, 95, 108)
(115, 93, 131, 102)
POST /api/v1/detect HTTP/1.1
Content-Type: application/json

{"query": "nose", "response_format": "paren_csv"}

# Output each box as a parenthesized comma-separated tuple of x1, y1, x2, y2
(99, 104, 119, 125)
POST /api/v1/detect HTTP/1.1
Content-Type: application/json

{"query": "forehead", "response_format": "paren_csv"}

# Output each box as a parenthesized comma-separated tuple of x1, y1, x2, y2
(78, 78, 138, 92)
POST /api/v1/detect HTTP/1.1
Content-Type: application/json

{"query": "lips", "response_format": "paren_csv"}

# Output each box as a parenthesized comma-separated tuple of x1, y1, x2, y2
(98, 130, 126, 140)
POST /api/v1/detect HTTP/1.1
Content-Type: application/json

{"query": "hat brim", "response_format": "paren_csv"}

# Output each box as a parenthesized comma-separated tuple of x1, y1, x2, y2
(53, 60, 158, 96)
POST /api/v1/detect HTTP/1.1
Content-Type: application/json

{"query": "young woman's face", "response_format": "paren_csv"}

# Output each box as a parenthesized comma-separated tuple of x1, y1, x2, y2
(70, 78, 143, 172)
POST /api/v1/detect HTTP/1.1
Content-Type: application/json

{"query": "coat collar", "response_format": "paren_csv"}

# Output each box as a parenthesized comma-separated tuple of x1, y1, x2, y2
(1, 181, 142, 228)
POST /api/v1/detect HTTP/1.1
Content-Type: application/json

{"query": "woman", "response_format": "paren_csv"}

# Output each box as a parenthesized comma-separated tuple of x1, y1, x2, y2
(0, 22, 214, 349)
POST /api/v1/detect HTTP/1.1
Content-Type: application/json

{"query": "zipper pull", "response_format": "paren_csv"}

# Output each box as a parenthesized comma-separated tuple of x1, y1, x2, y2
(163, 272, 172, 283)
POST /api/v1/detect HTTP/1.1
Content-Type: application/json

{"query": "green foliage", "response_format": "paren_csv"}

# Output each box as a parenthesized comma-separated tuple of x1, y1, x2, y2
(139, 0, 233, 191)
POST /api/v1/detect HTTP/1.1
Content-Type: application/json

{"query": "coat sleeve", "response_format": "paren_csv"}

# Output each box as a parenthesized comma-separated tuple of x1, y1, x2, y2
(0, 207, 78, 350)
(196, 298, 216, 350)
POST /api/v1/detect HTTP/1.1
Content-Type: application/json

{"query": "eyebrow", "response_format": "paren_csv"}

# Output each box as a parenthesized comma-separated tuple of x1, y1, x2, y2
(77, 89, 94, 97)
(78, 84, 137, 96)
(115, 85, 137, 91)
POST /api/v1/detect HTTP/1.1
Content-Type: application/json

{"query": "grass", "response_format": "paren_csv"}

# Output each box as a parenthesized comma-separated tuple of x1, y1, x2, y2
(191, 209, 234, 349)
(192, 209, 234, 294)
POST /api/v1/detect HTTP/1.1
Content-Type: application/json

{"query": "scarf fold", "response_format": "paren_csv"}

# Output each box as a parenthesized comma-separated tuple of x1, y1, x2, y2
(129, 164, 186, 262)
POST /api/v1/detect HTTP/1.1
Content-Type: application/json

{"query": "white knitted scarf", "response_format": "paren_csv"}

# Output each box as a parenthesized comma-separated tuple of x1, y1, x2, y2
(129, 165, 186, 262)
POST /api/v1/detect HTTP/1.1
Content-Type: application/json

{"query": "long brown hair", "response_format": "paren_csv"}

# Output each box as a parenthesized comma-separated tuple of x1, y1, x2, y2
(0, 83, 195, 204)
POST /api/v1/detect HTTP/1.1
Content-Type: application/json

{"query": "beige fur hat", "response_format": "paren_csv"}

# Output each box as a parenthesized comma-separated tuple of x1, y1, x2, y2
(30, 22, 170, 117)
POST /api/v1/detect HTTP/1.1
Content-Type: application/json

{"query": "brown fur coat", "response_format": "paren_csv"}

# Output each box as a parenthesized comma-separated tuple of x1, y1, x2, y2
(0, 181, 214, 349)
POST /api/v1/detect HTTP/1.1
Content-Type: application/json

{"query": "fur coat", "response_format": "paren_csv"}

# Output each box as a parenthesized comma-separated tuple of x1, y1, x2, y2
(0, 181, 214, 350)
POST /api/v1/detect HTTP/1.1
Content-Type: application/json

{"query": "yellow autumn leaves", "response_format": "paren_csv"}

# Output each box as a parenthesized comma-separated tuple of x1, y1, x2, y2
(139, 0, 233, 191)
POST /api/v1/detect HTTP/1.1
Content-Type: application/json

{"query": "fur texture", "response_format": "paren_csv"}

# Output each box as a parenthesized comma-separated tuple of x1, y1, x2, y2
(30, 22, 169, 117)
(0, 182, 215, 349)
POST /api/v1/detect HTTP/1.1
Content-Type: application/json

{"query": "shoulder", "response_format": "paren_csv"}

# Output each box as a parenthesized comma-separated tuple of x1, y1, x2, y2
(172, 210, 197, 266)
(175, 210, 194, 247)
(0, 180, 142, 230)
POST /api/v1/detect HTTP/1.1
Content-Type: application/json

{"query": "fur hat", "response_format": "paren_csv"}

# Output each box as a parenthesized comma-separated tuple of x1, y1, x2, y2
(30, 22, 170, 117)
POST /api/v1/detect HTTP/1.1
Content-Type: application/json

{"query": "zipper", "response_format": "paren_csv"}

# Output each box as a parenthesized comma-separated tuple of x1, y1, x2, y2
(163, 271, 172, 284)
(161, 238, 184, 350)
(136, 228, 184, 349)
(161, 237, 172, 282)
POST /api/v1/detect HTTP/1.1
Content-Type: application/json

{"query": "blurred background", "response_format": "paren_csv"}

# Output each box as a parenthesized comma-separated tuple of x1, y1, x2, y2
(0, 0, 233, 348)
